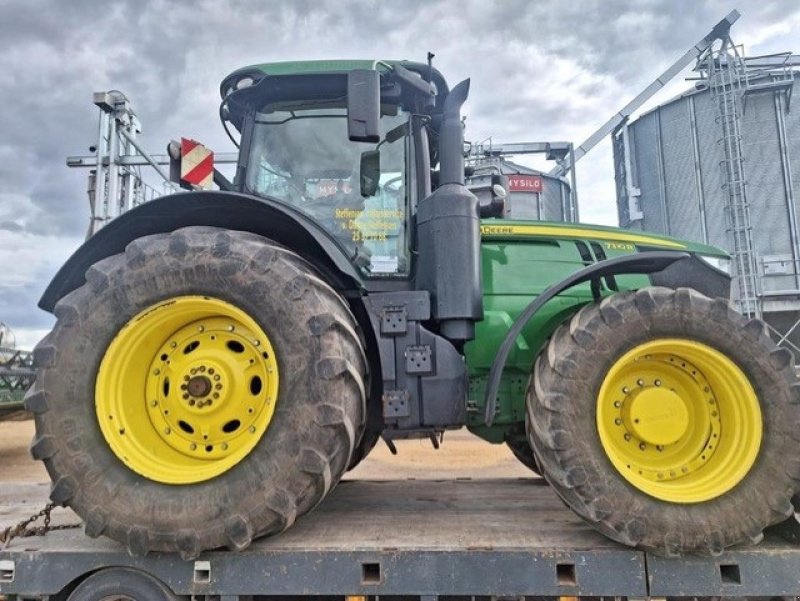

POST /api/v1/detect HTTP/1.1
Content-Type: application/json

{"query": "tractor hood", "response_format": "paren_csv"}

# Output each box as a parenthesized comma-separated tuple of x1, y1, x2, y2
(478, 219, 728, 259)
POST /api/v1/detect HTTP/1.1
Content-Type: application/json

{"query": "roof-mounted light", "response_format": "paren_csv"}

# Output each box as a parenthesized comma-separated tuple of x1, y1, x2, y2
(236, 76, 255, 90)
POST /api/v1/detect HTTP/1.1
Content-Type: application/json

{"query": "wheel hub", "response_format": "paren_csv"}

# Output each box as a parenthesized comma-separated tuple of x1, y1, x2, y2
(96, 296, 280, 484)
(186, 374, 212, 398)
(596, 338, 762, 503)
(626, 387, 689, 446)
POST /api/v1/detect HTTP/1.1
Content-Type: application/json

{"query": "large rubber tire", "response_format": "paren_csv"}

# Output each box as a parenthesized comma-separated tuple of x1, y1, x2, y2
(528, 286, 800, 555)
(27, 227, 366, 559)
(506, 437, 541, 475)
(506, 413, 541, 475)
(347, 427, 382, 471)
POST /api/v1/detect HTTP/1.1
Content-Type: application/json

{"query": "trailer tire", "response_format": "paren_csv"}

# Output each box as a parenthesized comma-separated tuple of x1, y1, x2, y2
(67, 568, 180, 601)
(29, 227, 366, 559)
(527, 286, 800, 555)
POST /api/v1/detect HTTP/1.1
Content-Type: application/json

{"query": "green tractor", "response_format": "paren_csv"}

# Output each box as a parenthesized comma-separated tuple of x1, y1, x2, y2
(31, 59, 799, 559)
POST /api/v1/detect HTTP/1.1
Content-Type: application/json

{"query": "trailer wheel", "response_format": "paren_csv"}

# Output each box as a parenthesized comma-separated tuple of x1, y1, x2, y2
(527, 287, 800, 555)
(67, 568, 179, 601)
(29, 227, 366, 559)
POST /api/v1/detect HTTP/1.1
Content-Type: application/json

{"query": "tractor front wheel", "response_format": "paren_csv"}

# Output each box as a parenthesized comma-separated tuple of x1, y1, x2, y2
(28, 227, 366, 559)
(528, 286, 800, 555)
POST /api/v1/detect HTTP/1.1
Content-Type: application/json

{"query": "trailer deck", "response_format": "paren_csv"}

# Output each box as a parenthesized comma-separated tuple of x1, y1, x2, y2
(2, 478, 800, 599)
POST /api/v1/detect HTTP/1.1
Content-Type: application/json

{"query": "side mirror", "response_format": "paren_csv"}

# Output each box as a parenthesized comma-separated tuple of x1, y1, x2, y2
(347, 70, 381, 143)
(479, 174, 507, 218)
(360, 150, 380, 197)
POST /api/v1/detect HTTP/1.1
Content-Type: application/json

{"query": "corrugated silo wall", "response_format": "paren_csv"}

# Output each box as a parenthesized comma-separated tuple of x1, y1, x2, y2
(473, 162, 573, 221)
(504, 177, 571, 221)
(615, 77, 800, 348)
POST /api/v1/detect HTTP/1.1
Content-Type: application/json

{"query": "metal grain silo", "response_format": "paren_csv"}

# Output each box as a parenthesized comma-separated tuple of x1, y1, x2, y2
(614, 50, 800, 352)
(468, 157, 576, 222)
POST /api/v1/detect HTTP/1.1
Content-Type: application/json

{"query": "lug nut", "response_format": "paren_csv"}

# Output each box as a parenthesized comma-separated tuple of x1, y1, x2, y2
(614, 418, 622, 425)
(654, 379, 661, 386)
(190, 443, 197, 450)
(624, 433, 632, 441)
(622, 386, 630, 394)
(614, 400, 621, 408)
(637, 379, 644, 386)
(639, 442, 646, 450)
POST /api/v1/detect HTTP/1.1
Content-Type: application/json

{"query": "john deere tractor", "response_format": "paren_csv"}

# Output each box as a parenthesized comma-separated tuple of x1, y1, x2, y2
(30, 60, 800, 559)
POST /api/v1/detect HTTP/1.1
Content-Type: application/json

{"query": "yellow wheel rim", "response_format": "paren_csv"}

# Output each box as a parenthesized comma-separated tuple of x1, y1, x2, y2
(96, 296, 279, 484)
(596, 339, 762, 503)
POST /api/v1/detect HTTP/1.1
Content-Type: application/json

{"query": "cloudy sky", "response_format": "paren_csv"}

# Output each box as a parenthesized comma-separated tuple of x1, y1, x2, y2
(1, 0, 799, 348)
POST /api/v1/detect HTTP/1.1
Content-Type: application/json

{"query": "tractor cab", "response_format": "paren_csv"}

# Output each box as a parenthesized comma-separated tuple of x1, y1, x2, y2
(219, 60, 450, 277)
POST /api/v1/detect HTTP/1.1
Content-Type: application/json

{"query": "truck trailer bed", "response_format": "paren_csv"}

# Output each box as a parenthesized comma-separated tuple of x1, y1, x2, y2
(2, 478, 799, 599)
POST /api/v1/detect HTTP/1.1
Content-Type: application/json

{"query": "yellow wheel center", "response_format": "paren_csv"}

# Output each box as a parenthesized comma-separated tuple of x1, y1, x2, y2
(627, 387, 689, 446)
(596, 338, 762, 503)
(96, 296, 280, 484)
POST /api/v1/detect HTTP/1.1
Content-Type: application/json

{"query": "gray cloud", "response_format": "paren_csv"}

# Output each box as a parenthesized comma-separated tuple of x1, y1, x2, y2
(1, 0, 798, 344)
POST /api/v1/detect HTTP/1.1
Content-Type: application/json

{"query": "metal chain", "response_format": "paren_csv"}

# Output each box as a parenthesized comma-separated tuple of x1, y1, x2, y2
(1, 502, 80, 548)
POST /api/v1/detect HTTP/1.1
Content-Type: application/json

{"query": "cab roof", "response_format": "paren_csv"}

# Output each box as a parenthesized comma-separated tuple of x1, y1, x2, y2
(220, 59, 449, 101)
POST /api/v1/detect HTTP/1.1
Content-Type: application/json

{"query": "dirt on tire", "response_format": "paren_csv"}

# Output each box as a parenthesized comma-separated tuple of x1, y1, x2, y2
(528, 286, 800, 555)
(27, 227, 366, 559)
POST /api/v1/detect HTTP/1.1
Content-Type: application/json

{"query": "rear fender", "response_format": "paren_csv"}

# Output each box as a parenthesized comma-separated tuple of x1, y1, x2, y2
(39, 191, 364, 312)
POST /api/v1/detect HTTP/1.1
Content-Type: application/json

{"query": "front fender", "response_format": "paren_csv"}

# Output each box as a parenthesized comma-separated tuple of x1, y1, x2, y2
(482, 250, 690, 426)
(40, 191, 364, 312)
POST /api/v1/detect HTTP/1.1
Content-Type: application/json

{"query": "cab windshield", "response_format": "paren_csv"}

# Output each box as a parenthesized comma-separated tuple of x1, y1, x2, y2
(246, 106, 409, 276)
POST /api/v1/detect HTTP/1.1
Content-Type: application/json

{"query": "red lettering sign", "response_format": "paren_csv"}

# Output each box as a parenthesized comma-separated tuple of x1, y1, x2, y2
(507, 175, 543, 193)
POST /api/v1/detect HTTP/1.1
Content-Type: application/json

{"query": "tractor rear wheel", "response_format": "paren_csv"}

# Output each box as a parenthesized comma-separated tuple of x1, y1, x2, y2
(527, 286, 800, 555)
(28, 227, 366, 559)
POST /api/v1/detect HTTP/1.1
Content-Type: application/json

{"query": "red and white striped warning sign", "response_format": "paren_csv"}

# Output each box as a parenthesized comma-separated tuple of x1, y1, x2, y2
(180, 138, 214, 189)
